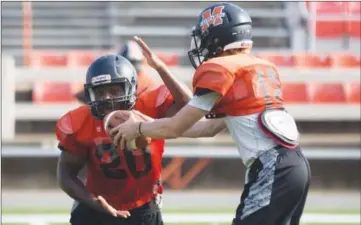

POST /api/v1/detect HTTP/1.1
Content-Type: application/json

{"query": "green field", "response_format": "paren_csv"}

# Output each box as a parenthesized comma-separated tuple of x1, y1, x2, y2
(2, 207, 360, 225)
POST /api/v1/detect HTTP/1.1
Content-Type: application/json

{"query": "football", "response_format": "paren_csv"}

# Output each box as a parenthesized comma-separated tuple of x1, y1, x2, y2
(103, 110, 152, 149)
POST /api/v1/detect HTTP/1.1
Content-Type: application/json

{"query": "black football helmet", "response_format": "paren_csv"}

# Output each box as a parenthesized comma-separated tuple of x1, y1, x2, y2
(84, 54, 138, 120)
(188, 2, 253, 68)
(118, 40, 143, 74)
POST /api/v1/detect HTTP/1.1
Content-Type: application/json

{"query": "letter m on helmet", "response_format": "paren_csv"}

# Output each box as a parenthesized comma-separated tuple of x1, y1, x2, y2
(200, 5, 225, 33)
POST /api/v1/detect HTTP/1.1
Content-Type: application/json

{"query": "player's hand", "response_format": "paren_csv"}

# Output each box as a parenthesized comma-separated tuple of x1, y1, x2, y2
(134, 36, 166, 70)
(109, 113, 140, 149)
(96, 196, 131, 218)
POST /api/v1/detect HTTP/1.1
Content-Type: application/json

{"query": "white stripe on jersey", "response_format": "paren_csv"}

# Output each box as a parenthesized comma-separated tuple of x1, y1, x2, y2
(188, 92, 221, 112)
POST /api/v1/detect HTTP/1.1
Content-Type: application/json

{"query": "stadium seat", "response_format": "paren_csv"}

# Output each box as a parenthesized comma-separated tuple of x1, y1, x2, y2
(327, 53, 361, 68)
(344, 82, 361, 103)
(309, 83, 347, 103)
(291, 53, 330, 68)
(348, 1, 361, 14)
(68, 51, 100, 67)
(29, 51, 68, 67)
(282, 83, 309, 103)
(315, 21, 345, 38)
(33, 82, 78, 103)
(255, 53, 293, 67)
(155, 52, 180, 66)
(349, 21, 361, 38)
(305, 2, 346, 14)
(306, 2, 357, 39)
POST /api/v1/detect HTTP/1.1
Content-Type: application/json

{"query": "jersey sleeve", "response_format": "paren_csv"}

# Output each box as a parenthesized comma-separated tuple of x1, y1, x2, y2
(136, 84, 174, 119)
(192, 62, 235, 97)
(154, 84, 174, 117)
(55, 110, 88, 157)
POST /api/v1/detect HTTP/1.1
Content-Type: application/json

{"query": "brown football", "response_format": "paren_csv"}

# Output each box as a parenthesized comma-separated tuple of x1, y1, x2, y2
(103, 110, 152, 149)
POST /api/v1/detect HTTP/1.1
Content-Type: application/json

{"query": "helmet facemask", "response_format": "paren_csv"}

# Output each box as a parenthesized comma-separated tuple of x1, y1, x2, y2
(85, 77, 137, 120)
(188, 27, 228, 69)
(188, 27, 211, 69)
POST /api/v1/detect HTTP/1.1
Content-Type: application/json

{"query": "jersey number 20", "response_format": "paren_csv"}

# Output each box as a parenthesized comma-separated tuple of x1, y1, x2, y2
(96, 143, 152, 180)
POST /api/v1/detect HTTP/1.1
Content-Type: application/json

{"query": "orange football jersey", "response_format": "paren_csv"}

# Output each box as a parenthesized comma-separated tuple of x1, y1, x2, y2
(55, 85, 173, 210)
(192, 53, 284, 116)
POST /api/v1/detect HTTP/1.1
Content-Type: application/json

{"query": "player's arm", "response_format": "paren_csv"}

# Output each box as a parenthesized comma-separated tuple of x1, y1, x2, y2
(181, 118, 226, 138)
(57, 149, 103, 211)
(57, 148, 130, 217)
(155, 63, 192, 113)
(55, 113, 109, 214)
(110, 63, 233, 145)
(139, 105, 208, 139)
(133, 101, 226, 138)
(134, 36, 192, 113)
(180, 90, 227, 137)
(140, 90, 224, 139)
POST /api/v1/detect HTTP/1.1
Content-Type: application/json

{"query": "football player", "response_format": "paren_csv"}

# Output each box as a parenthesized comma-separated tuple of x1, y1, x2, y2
(55, 37, 191, 225)
(111, 3, 311, 225)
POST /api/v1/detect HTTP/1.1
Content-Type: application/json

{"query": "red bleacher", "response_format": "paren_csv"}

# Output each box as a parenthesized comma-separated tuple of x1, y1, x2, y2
(27, 50, 360, 68)
(32, 81, 83, 103)
(28, 48, 360, 105)
(291, 53, 329, 68)
(29, 51, 68, 67)
(67, 51, 102, 67)
(282, 83, 309, 103)
(350, 20, 361, 38)
(255, 53, 293, 67)
(315, 21, 345, 38)
(327, 53, 361, 68)
(349, 1, 361, 14)
(32, 81, 360, 104)
(28, 50, 180, 68)
(308, 83, 347, 103)
(306, 2, 361, 38)
(345, 82, 361, 103)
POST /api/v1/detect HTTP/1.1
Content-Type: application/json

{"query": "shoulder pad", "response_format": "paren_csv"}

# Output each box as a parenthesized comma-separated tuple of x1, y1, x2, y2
(56, 106, 91, 135)
(155, 85, 171, 108)
(137, 84, 171, 109)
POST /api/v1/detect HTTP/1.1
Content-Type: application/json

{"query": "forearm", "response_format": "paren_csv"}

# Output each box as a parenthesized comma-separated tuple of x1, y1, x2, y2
(182, 118, 227, 138)
(156, 65, 192, 107)
(57, 170, 103, 212)
(140, 118, 178, 139)
(140, 105, 207, 139)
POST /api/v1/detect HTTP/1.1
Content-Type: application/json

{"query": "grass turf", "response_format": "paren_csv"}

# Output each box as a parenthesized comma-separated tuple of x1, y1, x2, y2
(2, 207, 359, 225)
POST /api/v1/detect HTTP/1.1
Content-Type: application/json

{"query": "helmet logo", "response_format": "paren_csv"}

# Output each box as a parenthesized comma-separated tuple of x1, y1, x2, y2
(200, 6, 225, 33)
(91, 74, 112, 85)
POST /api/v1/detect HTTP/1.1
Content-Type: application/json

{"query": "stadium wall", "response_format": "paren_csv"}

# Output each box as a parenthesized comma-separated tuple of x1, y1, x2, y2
(2, 155, 360, 190)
